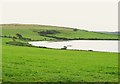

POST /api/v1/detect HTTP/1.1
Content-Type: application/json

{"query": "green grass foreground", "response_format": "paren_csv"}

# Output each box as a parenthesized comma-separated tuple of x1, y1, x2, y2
(1, 24, 119, 82)
(2, 44, 118, 82)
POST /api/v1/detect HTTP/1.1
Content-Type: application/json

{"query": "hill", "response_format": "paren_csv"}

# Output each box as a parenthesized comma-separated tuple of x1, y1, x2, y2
(1, 24, 119, 41)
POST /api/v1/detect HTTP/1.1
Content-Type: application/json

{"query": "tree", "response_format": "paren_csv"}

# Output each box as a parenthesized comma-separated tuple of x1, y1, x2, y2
(73, 29, 78, 31)
(16, 33, 23, 39)
(12, 36, 16, 42)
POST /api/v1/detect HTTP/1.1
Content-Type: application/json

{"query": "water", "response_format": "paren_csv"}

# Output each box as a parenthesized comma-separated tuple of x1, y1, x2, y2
(28, 40, 119, 52)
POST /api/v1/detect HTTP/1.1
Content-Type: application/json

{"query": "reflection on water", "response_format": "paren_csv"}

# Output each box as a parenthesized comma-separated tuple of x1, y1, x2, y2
(29, 40, 118, 52)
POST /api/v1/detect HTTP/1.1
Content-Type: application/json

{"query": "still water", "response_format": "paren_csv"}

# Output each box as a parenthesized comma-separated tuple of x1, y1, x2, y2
(28, 40, 119, 52)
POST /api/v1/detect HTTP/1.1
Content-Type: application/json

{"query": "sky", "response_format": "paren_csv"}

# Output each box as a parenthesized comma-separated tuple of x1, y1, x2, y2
(0, 0, 118, 32)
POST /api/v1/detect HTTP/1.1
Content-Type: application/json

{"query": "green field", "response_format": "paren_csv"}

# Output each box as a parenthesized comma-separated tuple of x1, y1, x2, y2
(1, 24, 119, 82)
(1, 24, 119, 40)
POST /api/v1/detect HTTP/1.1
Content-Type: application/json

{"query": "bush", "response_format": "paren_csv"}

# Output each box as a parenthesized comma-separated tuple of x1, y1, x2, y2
(6, 41, 32, 47)
(16, 33, 23, 39)
(16, 33, 31, 41)
(38, 30, 60, 35)
(88, 50, 93, 51)
(12, 36, 17, 42)
(73, 29, 78, 31)
(22, 38, 31, 41)
(61, 46, 67, 50)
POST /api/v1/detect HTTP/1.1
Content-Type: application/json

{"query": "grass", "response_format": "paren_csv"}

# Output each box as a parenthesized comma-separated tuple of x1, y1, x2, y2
(1, 24, 119, 82)
(1, 24, 119, 40)
(2, 42, 118, 82)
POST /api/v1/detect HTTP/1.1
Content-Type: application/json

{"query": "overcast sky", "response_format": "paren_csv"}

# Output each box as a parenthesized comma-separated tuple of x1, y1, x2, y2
(0, 0, 118, 32)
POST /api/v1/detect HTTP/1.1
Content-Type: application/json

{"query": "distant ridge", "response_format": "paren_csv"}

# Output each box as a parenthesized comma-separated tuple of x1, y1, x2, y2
(0, 23, 88, 31)
(1, 24, 119, 40)
(95, 31, 120, 35)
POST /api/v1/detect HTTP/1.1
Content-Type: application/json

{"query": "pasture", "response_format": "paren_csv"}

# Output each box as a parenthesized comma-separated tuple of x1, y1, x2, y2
(1, 24, 119, 82)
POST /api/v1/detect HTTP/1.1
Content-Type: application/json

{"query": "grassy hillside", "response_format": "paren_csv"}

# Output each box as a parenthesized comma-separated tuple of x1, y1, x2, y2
(1, 24, 119, 82)
(1, 24, 119, 41)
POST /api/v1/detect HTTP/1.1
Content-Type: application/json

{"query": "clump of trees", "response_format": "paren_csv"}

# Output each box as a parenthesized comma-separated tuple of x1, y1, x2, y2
(6, 41, 32, 47)
(88, 50, 93, 51)
(38, 30, 60, 36)
(15, 33, 31, 41)
(7, 33, 32, 46)
(73, 29, 78, 31)
(16, 33, 23, 39)
(12, 36, 17, 42)
(1, 35, 12, 38)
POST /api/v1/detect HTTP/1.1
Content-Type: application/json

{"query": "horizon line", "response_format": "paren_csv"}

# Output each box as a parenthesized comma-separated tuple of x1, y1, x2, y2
(0, 23, 119, 32)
